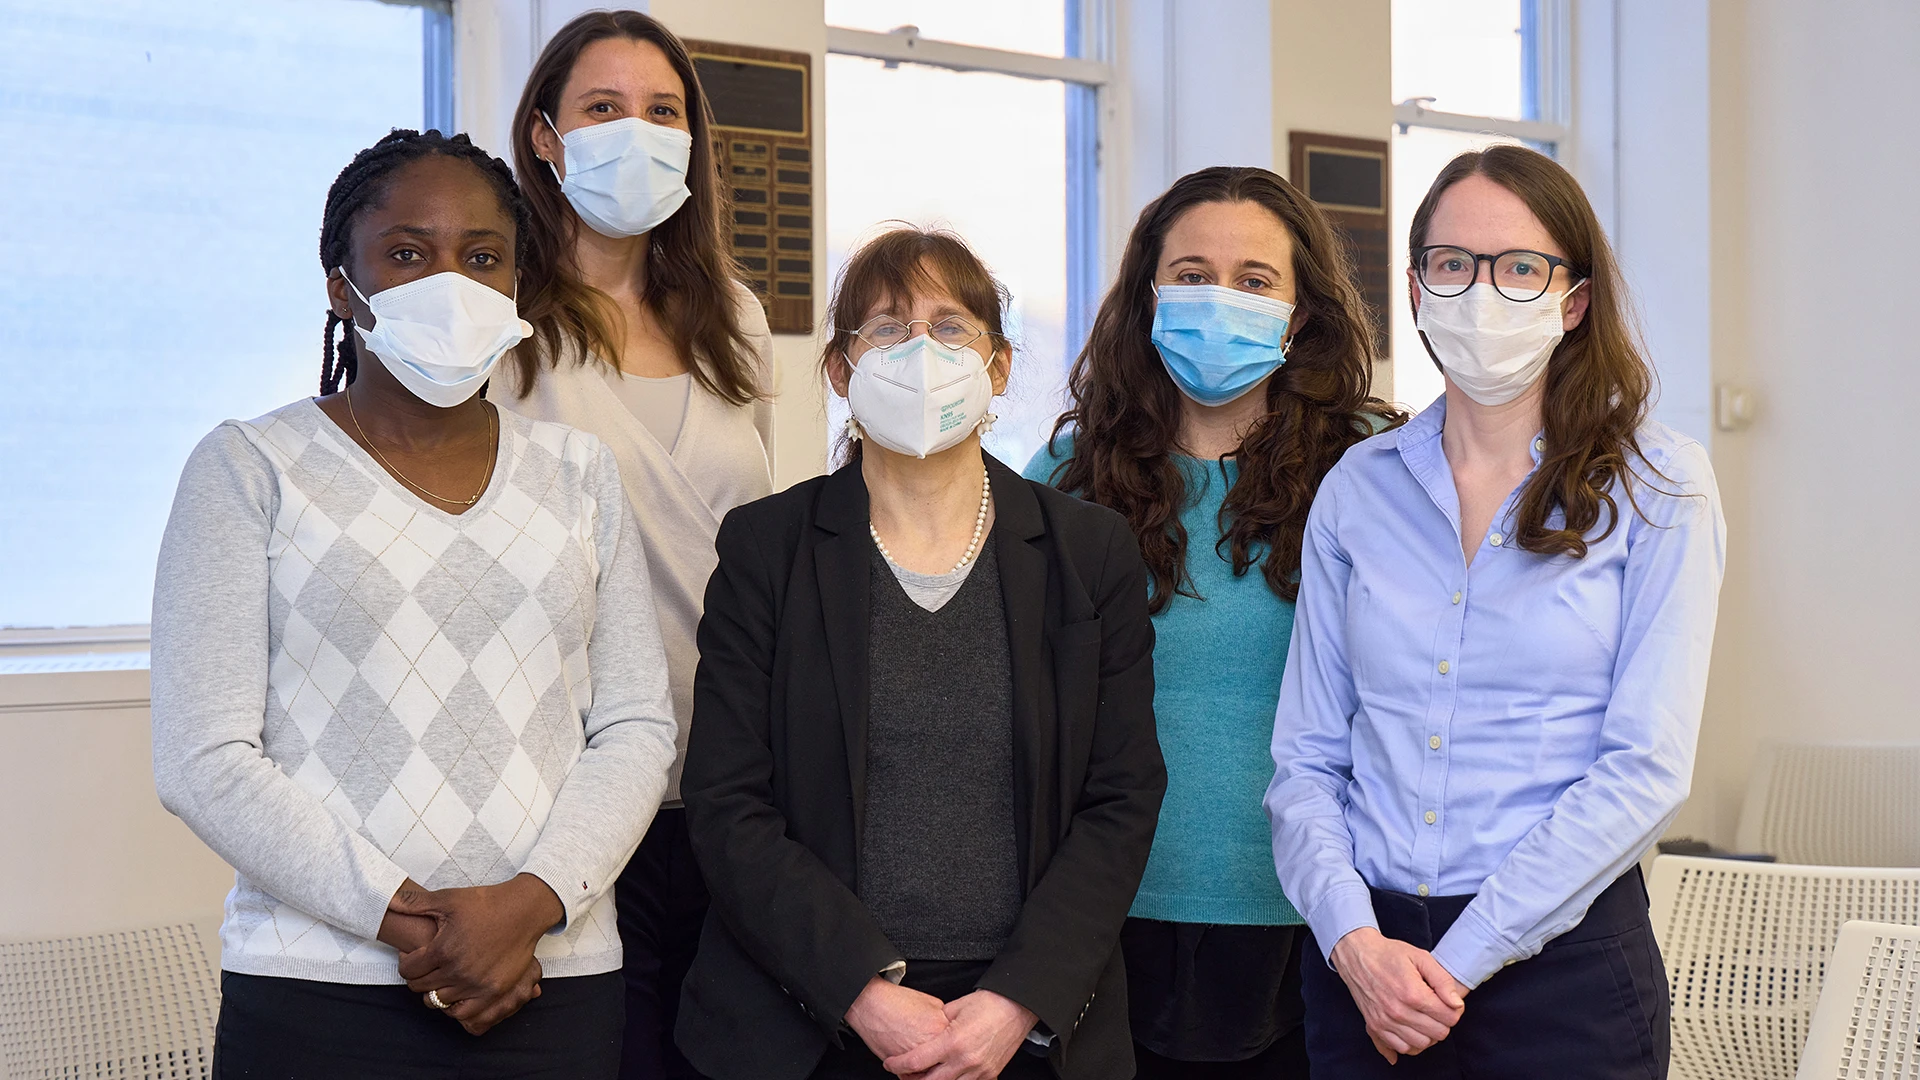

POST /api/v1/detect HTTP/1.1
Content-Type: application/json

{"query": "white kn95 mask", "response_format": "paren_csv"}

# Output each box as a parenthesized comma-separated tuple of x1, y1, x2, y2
(846, 336, 996, 459)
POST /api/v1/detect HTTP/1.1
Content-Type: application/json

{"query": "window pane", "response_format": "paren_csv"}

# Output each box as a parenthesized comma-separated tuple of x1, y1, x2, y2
(826, 0, 1067, 57)
(1391, 0, 1526, 120)
(0, 0, 434, 629)
(1389, 127, 1531, 409)
(825, 54, 1067, 471)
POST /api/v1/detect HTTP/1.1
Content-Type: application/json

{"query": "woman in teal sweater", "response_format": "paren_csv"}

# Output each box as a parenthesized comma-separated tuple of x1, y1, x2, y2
(1026, 166, 1400, 1077)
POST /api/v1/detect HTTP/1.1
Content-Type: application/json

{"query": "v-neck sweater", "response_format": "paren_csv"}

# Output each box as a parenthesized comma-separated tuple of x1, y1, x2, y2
(150, 398, 678, 983)
(499, 281, 774, 802)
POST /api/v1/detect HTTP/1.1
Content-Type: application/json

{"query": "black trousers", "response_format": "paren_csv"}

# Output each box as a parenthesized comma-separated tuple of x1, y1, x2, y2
(1301, 868, 1668, 1079)
(1123, 918, 1310, 1078)
(213, 970, 622, 1080)
(616, 807, 710, 1080)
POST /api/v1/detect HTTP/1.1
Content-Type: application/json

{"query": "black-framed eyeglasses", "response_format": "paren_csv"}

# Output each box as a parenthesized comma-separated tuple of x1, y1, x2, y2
(1412, 245, 1582, 303)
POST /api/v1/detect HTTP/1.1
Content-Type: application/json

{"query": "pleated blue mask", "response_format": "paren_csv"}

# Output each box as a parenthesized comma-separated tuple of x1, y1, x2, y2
(1149, 284, 1294, 406)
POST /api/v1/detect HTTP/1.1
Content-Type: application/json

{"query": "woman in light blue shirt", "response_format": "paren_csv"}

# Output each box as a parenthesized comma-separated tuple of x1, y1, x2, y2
(1267, 145, 1725, 1078)
(1028, 166, 1400, 1077)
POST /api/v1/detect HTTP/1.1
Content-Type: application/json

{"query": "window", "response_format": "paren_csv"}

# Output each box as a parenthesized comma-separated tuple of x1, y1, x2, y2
(0, 0, 454, 633)
(1389, 0, 1569, 407)
(823, 1, 1108, 471)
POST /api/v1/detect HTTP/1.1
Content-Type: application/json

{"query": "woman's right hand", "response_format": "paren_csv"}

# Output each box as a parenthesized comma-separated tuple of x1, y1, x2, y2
(1330, 926, 1467, 1062)
(844, 975, 951, 1060)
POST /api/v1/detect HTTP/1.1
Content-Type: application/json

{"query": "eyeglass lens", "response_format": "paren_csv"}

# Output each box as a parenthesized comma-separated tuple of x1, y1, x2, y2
(1417, 247, 1559, 302)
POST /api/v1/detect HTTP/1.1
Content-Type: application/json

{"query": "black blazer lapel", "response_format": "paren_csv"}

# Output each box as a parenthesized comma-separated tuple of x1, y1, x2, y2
(813, 463, 873, 849)
(988, 455, 1055, 887)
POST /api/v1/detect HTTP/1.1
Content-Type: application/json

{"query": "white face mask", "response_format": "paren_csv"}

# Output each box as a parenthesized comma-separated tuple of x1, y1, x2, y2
(545, 114, 693, 238)
(347, 272, 533, 408)
(1416, 281, 1580, 406)
(846, 336, 996, 459)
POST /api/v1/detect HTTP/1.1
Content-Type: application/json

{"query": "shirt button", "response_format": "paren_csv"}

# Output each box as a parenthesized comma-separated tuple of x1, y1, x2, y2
(1489, 533, 1504, 547)
(1451, 591, 1462, 605)
(1429, 735, 1442, 750)
(1437, 660, 1450, 674)
(1417, 884, 1431, 897)
(1533, 438, 1546, 453)
(1425, 811, 1437, 824)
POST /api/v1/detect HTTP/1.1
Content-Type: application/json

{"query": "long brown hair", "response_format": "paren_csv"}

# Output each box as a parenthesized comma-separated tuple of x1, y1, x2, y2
(508, 10, 762, 404)
(1047, 166, 1401, 612)
(821, 225, 1012, 465)
(1410, 145, 1656, 557)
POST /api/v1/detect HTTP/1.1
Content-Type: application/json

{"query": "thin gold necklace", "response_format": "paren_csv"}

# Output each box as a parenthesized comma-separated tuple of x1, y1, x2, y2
(345, 388, 498, 507)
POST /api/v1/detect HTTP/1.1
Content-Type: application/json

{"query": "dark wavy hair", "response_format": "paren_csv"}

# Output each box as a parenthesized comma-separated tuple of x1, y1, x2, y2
(1045, 166, 1402, 612)
(1410, 145, 1657, 556)
(508, 10, 762, 405)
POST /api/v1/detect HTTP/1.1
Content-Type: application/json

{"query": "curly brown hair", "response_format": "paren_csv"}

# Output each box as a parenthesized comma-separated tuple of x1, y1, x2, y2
(1409, 145, 1660, 556)
(1044, 166, 1403, 612)
(507, 10, 763, 405)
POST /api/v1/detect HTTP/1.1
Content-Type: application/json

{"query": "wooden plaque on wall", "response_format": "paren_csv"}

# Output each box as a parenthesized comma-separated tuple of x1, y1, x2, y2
(686, 39, 814, 335)
(1289, 132, 1390, 355)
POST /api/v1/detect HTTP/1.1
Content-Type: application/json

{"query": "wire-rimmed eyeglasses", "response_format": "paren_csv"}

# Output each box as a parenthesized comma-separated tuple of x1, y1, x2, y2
(1413, 245, 1582, 303)
(850, 314, 987, 356)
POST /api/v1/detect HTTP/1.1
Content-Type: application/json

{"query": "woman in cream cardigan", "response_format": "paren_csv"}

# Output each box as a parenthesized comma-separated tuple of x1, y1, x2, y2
(500, 12, 773, 1079)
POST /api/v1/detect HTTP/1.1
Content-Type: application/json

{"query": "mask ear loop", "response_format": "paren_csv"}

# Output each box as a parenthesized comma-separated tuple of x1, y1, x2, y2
(540, 112, 566, 187)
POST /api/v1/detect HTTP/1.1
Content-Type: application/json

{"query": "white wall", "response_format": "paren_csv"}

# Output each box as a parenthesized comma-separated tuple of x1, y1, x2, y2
(0, 671, 229, 951)
(1678, 0, 1920, 843)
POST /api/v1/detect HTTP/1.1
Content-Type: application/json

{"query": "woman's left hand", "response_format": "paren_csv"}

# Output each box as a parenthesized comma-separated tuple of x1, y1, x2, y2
(880, 989, 1036, 1079)
(392, 873, 565, 1035)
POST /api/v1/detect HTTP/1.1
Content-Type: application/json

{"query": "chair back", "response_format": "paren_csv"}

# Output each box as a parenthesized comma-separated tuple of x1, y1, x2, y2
(1649, 855, 1920, 1080)
(0, 923, 219, 1080)
(1794, 919, 1920, 1079)
(1735, 741, 1920, 866)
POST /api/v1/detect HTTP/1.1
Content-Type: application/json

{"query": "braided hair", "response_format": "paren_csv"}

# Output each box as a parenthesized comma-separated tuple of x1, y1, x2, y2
(318, 129, 530, 394)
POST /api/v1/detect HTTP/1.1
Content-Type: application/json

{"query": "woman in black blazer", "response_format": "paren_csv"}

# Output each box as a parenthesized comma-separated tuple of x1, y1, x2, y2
(675, 227, 1166, 1080)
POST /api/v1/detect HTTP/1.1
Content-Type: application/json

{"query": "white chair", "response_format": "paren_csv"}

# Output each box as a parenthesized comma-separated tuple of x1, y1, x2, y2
(0, 923, 219, 1080)
(1649, 855, 1920, 1080)
(1735, 741, 1920, 867)
(1795, 919, 1920, 1079)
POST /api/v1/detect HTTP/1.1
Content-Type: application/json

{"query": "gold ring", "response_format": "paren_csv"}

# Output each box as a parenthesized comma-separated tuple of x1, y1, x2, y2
(426, 989, 449, 1010)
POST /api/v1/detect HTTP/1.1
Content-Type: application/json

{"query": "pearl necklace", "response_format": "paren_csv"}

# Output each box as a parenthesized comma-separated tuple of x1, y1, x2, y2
(870, 466, 992, 574)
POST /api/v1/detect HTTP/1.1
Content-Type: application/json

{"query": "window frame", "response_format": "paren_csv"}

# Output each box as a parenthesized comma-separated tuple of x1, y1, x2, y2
(0, 0, 459, 657)
(1391, 0, 1572, 154)
(823, 0, 1115, 357)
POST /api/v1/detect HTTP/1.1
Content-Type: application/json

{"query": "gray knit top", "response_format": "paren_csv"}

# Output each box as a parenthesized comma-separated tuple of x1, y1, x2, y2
(858, 538, 1022, 960)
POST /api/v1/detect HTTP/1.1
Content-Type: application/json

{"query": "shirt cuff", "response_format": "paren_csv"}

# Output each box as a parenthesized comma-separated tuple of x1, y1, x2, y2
(1429, 905, 1516, 990)
(516, 861, 594, 934)
(880, 960, 906, 985)
(1303, 881, 1380, 970)
(351, 862, 414, 942)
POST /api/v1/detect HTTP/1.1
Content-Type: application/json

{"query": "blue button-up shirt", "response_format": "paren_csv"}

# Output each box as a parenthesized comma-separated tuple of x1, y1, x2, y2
(1265, 396, 1725, 988)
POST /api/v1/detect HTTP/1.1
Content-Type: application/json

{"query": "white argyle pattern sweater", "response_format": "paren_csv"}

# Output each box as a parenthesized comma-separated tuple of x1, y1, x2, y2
(151, 398, 675, 984)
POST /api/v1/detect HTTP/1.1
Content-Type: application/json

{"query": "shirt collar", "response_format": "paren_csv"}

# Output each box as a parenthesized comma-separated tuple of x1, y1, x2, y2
(1395, 392, 1548, 464)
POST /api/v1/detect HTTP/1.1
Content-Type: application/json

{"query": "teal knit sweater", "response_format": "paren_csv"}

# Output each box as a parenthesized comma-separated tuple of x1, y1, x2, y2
(1025, 437, 1302, 926)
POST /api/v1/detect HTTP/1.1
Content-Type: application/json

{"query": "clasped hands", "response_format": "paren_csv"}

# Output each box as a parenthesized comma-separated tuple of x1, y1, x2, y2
(1331, 927, 1470, 1064)
(845, 975, 1037, 1080)
(375, 873, 565, 1036)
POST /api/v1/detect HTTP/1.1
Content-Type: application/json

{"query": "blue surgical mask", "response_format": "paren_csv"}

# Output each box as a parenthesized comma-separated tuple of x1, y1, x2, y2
(1150, 284, 1295, 406)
